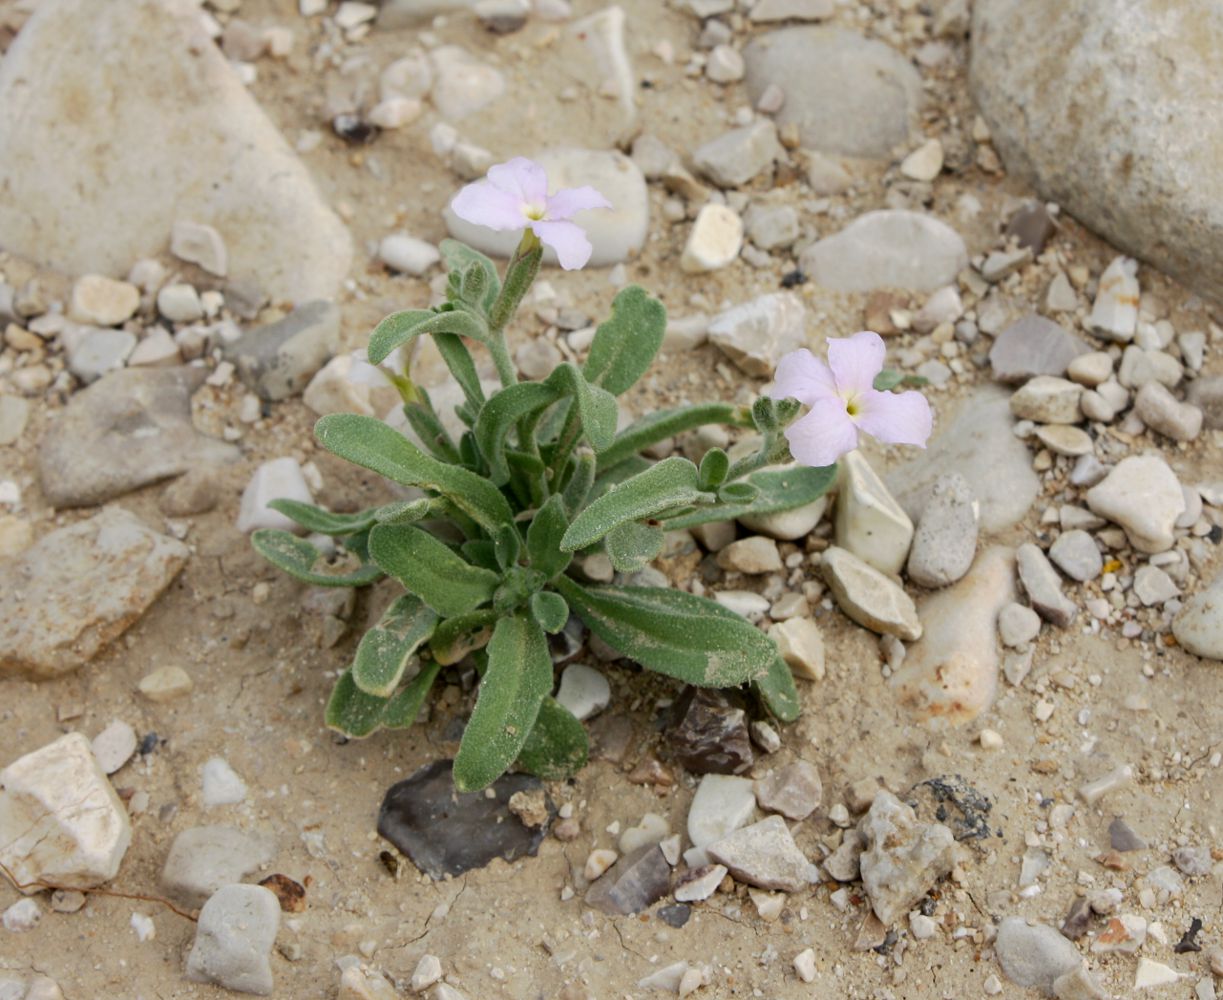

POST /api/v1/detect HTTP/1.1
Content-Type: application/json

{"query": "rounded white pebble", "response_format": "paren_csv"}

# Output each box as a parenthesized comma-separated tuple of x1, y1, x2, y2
(584, 848, 618, 881)
(978, 729, 1004, 750)
(793, 947, 816, 983)
(411, 954, 442, 992)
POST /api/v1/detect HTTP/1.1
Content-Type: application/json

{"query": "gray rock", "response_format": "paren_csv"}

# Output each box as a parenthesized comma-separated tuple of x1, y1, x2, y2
(0, 508, 189, 679)
(161, 826, 277, 908)
(1134, 382, 1203, 442)
(820, 546, 922, 642)
(1186, 375, 1223, 429)
(0, 395, 30, 446)
(994, 917, 1083, 995)
(744, 28, 921, 158)
(1133, 565, 1179, 606)
(800, 210, 968, 293)
(1010, 376, 1082, 424)
(1108, 816, 1148, 852)
(1172, 845, 1212, 877)
(989, 315, 1090, 383)
(823, 829, 865, 882)
(744, 203, 800, 250)
(858, 792, 955, 926)
(1173, 571, 1223, 661)
(1118, 346, 1183, 389)
(1016, 544, 1078, 628)
(186, 884, 280, 995)
(970, 0, 1223, 306)
(38, 367, 239, 507)
(906, 473, 978, 588)
(1048, 530, 1102, 582)
(997, 603, 1041, 648)
(687, 774, 757, 850)
(0, 0, 351, 305)
(1052, 964, 1107, 1000)
(749, 0, 834, 21)
(65, 328, 137, 384)
(708, 292, 807, 377)
(888, 387, 1040, 533)
(585, 844, 672, 915)
(706, 815, 816, 892)
(225, 301, 339, 401)
(1086, 455, 1184, 554)
(693, 121, 782, 188)
(754, 761, 822, 821)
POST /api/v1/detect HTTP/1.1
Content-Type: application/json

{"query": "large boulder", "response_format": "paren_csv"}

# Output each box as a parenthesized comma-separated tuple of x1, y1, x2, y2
(970, 0, 1223, 303)
(0, 0, 352, 304)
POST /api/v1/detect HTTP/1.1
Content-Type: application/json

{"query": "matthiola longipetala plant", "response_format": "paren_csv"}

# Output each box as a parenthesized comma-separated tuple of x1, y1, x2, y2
(254, 158, 931, 792)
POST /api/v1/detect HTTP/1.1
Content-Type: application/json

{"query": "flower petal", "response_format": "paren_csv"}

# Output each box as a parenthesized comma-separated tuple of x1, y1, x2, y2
(531, 219, 594, 270)
(451, 180, 527, 231)
(783, 396, 860, 468)
(827, 330, 886, 395)
(768, 349, 837, 406)
(545, 185, 612, 220)
(486, 157, 549, 204)
(853, 389, 933, 448)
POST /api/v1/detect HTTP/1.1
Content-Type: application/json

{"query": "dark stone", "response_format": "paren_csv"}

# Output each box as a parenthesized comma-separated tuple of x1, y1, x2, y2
(585, 845, 672, 916)
(1005, 200, 1056, 253)
(377, 760, 550, 880)
(912, 775, 995, 841)
(1174, 917, 1203, 954)
(332, 112, 379, 145)
(590, 714, 634, 764)
(1060, 895, 1092, 940)
(1108, 816, 1147, 853)
(224, 299, 340, 401)
(988, 314, 1089, 383)
(666, 687, 754, 775)
(657, 904, 691, 928)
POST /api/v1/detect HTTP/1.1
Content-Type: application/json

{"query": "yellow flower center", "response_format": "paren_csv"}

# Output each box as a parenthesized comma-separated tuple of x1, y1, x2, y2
(523, 201, 547, 221)
(842, 391, 861, 418)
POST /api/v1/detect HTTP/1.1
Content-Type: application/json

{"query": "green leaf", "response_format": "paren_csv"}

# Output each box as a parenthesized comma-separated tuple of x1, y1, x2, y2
(324, 671, 389, 739)
(433, 333, 486, 413)
(494, 524, 521, 572)
(266, 500, 378, 537)
(374, 497, 446, 524)
(697, 448, 730, 490)
(351, 595, 439, 697)
(315, 413, 513, 533)
(381, 660, 442, 729)
(530, 591, 570, 633)
(561, 456, 703, 552)
(368, 307, 490, 366)
(873, 369, 904, 391)
(555, 578, 775, 688)
(369, 524, 499, 617)
(492, 566, 546, 613)
(402, 398, 460, 463)
(546, 363, 618, 452)
(663, 464, 837, 530)
(516, 697, 589, 780)
(598, 403, 750, 472)
(452, 614, 554, 792)
(430, 610, 499, 665)
(561, 452, 596, 518)
(461, 539, 500, 572)
(474, 381, 559, 485)
(440, 239, 500, 314)
(526, 495, 571, 579)
(251, 530, 384, 587)
(718, 482, 758, 504)
(604, 520, 664, 572)
(583, 286, 667, 396)
(753, 654, 802, 723)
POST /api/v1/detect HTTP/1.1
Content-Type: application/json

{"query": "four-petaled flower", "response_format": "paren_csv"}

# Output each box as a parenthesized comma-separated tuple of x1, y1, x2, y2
(450, 157, 611, 271)
(769, 331, 933, 468)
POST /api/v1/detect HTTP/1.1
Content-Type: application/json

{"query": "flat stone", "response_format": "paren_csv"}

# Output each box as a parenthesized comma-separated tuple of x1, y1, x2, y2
(681, 203, 743, 273)
(128, 327, 182, 367)
(687, 774, 757, 849)
(708, 292, 808, 377)
(1134, 382, 1203, 442)
(835, 450, 914, 577)
(1118, 345, 1183, 390)
(1173, 571, 1223, 661)
(769, 617, 825, 681)
(444, 148, 647, 268)
(201, 757, 248, 808)
(1108, 816, 1148, 852)
(674, 864, 727, 903)
(892, 547, 1015, 726)
(1133, 564, 1179, 606)
(989, 315, 1090, 383)
(906, 472, 978, 588)
(0, 0, 351, 305)
(1048, 530, 1102, 582)
(858, 791, 955, 925)
(585, 844, 671, 915)
(428, 45, 504, 119)
(378, 234, 440, 276)
(717, 536, 783, 574)
(160, 466, 224, 517)
(821, 545, 922, 641)
(38, 367, 239, 507)
(69, 275, 140, 326)
(754, 761, 821, 820)
(997, 602, 1041, 648)
(744, 203, 800, 251)
(1009, 376, 1082, 424)
(693, 121, 782, 188)
(1086, 455, 1185, 554)
(555, 664, 610, 721)
(994, 917, 1083, 994)
(171, 220, 228, 278)
(377, 760, 549, 880)
(90, 720, 137, 775)
(1016, 543, 1078, 627)
(900, 138, 944, 182)
(65, 328, 137, 384)
(0, 395, 30, 446)
(744, 28, 921, 158)
(749, 0, 834, 21)
(161, 826, 277, 908)
(667, 687, 754, 775)
(1186, 375, 1223, 429)
(0, 508, 189, 679)
(739, 493, 827, 539)
(138, 665, 194, 702)
(225, 300, 340, 402)
(186, 884, 280, 995)
(706, 815, 816, 892)
(1035, 424, 1094, 457)
(236, 457, 314, 534)
(800, 211, 968, 293)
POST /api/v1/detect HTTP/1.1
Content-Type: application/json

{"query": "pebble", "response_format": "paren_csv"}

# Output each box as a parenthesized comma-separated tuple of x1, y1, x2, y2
(750, 0, 834, 21)
(995, 917, 1083, 994)
(619, 813, 669, 855)
(857, 792, 955, 925)
(800, 210, 968, 292)
(584, 844, 671, 915)
(1108, 816, 1148, 852)
(793, 947, 817, 983)
(555, 664, 610, 721)
(1173, 570, 1223, 661)
(674, 864, 727, 902)
(1133, 958, 1180, 990)
(1077, 764, 1133, 806)
(1134, 382, 1203, 442)
(225, 300, 340, 401)
(136, 666, 194, 703)
(694, 121, 782, 188)
(90, 720, 137, 775)
(428, 45, 504, 119)
(1118, 345, 1182, 390)
(584, 848, 617, 880)
(1087, 256, 1140, 342)
(905, 472, 977, 588)
(1086, 455, 1185, 554)
(717, 535, 782, 574)
(128, 327, 182, 367)
(1053, 964, 1108, 1000)
(989, 315, 1089, 383)
(744, 203, 799, 250)
(1009, 376, 1082, 423)
(707, 816, 816, 892)
(997, 603, 1040, 648)
(668, 687, 753, 775)
(708, 292, 807, 377)
(913, 285, 964, 333)
(69, 274, 140, 326)
(378, 234, 439, 275)
(687, 774, 757, 850)
(982, 246, 1033, 282)
(1016, 543, 1077, 627)
(171, 220, 228, 277)
(411, 955, 443, 993)
(705, 43, 745, 83)
(1187, 375, 1223, 429)
(0, 394, 30, 446)
(186, 884, 280, 995)
(740, 493, 827, 540)
(236, 457, 315, 534)
(201, 757, 248, 807)
(367, 96, 423, 129)
(899, 138, 944, 181)
(681, 203, 743, 273)
(834, 450, 914, 576)
(66, 328, 137, 383)
(160, 465, 225, 516)
(754, 761, 821, 820)
(337, 965, 397, 1000)
(2, 897, 42, 932)
(1048, 530, 1102, 582)
(821, 546, 922, 641)
(1133, 564, 1179, 606)
(0, 732, 131, 891)
(979, 728, 1004, 750)
(1067, 351, 1113, 387)
(769, 617, 825, 681)
(1171, 845, 1212, 877)
(160, 825, 277, 907)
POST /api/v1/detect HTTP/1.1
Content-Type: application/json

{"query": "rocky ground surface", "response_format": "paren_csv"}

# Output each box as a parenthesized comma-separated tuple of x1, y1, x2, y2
(1, 0, 1222, 998)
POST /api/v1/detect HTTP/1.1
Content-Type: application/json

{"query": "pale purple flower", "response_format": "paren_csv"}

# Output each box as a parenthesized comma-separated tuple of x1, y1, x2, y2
(769, 331, 932, 468)
(450, 157, 611, 270)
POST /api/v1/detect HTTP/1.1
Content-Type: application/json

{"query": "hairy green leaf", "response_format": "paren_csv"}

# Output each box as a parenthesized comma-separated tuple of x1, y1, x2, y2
(753, 653, 802, 723)
(561, 452, 596, 517)
(555, 578, 775, 688)
(433, 333, 486, 412)
(266, 500, 378, 537)
(494, 524, 522, 572)
(582, 286, 667, 396)
(374, 497, 447, 525)
(873, 369, 904, 391)
(547, 364, 618, 452)
(369, 524, 499, 617)
(604, 520, 664, 573)
(697, 448, 730, 491)
(368, 307, 490, 365)
(402, 398, 459, 463)
(526, 495, 571, 579)
(381, 660, 442, 729)
(663, 464, 836, 529)
(530, 591, 569, 634)
(597, 403, 750, 472)
(324, 671, 389, 738)
(561, 456, 703, 552)
(441, 239, 500, 314)
(430, 610, 498, 665)
(493, 566, 546, 613)
(251, 530, 383, 587)
(718, 482, 758, 504)
(453, 614, 553, 792)
(516, 697, 589, 780)
(352, 595, 439, 697)
(474, 381, 558, 485)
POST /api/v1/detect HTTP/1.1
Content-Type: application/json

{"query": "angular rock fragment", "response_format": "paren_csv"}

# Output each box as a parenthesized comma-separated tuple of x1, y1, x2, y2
(707, 816, 816, 892)
(858, 791, 955, 925)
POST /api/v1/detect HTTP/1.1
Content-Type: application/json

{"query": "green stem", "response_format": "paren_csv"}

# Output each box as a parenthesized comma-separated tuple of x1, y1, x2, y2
(725, 440, 774, 482)
(546, 406, 583, 492)
(488, 330, 518, 389)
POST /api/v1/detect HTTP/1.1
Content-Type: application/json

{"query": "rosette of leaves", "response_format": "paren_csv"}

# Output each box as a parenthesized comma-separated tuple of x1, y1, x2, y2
(252, 239, 835, 792)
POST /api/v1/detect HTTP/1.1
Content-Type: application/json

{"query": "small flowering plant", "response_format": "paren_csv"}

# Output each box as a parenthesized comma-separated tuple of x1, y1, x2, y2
(253, 159, 928, 792)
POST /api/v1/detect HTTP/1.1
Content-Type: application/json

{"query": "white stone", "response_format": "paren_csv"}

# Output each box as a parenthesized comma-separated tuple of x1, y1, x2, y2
(1173, 572, 1223, 661)
(1086, 455, 1185, 554)
(186, 884, 280, 995)
(380, 51, 432, 102)
(555, 664, 610, 721)
(899, 139, 944, 181)
(821, 545, 922, 641)
(800, 210, 968, 292)
(793, 947, 817, 983)
(200, 757, 248, 808)
(740, 494, 827, 540)
(997, 603, 1040, 648)
(69, 274, 140, 326)
(378, 234, 440, 275)
(717, 536, 783, 574)
(835, 450, 914, 576)
(171, 220, 228, 277)
(1133, 564, 1179, 606)
(706, 44, 745, 83)
(236, 457, 314, 534)
(67, 329, 137, 383)
(90, 720, 137, 775)
(1118, 345, 1182, 390)
(1067, 351, 1112, 387)
(128, 327, 182, 367)
(334, 1, 376, 29)
(1134, 959, 1180, 990)
(694, 121, 782, 188)
(429, 45, 505, 119)
(584, 848, 617, 880)
(1088, 257, 1139, 343)
(2, 897, 42, 932)
(138, 665, 194, 702)
(0, 732, 132, 893)
(708, 293, 807, 377)
(1009, 376, 1082, 424)
(681, 203, 743, 273)
(687, 774, 757, 849)
(367, 96, 423, 130)
(769, 617, 825, 681)
(411, 955, 443, 993)
(619, 813, 669, 855)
